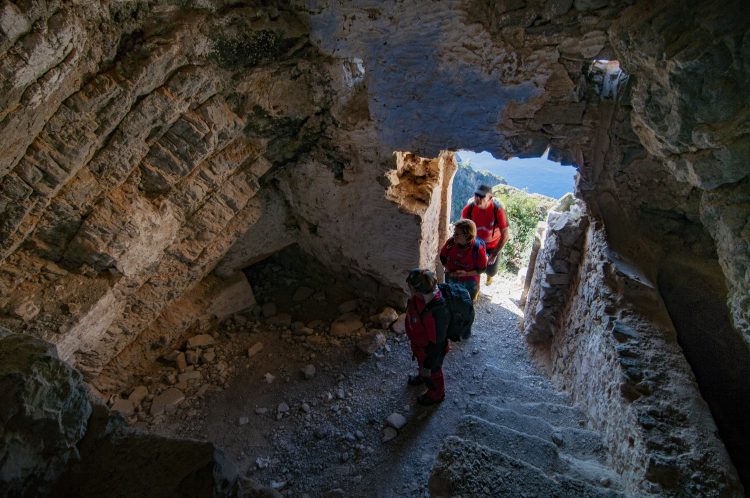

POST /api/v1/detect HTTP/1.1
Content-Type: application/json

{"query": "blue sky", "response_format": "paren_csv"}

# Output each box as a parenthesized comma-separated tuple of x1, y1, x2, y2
(457, 150, 577, 200)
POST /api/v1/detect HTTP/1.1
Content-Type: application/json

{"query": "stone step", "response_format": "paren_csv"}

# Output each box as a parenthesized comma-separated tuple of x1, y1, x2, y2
(456, 415, 565, 475)
(479, 366, 571, 404)
(429, 436, 624, 498)
(456, 415, 620, 490)
(469, 396, 586, 428)
(466, 402, 606, 461)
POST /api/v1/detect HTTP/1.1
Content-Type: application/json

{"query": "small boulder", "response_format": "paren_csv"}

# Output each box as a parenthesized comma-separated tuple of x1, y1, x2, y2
(391, 314, 407, 334)
(330, 313, 364, 337)
(293, 286, 315, 302)
(386, 413, 407, 430)
(301, 364, 316, 379)
(262, 303, 277, 317)
(247, 342, 264, 358)
(128, 386, 149, 407)
(370, 307, 399, 328)
(338, 299, 359, 313)
(111, 398, 135, 417)
(357, 331, 386, 355)
(187, 334, 215, 348)
(150, 388, 185, 416)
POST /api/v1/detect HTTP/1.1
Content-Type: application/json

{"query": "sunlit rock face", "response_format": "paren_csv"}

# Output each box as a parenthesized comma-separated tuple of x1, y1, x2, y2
(0, 0, 748, 495)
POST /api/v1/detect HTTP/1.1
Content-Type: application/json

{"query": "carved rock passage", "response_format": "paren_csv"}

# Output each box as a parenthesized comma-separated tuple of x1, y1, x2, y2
(0, 0, 748, 495)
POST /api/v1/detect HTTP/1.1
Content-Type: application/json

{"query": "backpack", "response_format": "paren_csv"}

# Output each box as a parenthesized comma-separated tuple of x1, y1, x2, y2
(430, 282, 475, 342)
(466, 199, 505, 237)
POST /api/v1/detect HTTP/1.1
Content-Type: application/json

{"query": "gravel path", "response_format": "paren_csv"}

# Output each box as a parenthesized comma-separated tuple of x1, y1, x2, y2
(147, 270, 541, 497)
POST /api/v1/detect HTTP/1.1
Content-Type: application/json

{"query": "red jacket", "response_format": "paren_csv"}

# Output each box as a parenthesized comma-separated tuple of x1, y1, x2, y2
(405, 290, 449, 368)
(439, 237, 488, 283)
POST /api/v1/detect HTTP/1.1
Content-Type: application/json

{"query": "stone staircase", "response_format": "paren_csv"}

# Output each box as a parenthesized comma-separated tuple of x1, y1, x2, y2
(428, 365, 625, 497)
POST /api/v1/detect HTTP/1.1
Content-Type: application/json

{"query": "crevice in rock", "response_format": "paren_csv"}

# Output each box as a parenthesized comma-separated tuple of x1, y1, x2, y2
(658, 257, 750, 490)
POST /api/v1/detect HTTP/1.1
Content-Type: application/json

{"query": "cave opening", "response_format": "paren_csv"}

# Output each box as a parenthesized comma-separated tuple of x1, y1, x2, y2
(240, 243, 384, 326)
(657, 258, 750, 490)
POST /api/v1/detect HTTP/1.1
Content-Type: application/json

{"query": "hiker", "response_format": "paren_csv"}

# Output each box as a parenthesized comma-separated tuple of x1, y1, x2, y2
(461, 184, 510, 285)
(439, 218, 488, 301)
(405, 269, 450, 406)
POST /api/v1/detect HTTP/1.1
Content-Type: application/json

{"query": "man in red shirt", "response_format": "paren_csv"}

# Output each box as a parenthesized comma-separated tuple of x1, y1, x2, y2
(461, 184, 510, 285)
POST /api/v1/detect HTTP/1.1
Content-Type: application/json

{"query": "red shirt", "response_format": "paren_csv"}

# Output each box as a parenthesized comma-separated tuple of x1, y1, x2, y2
(461, 201, 508, 250)
(439, 237, 488, 284)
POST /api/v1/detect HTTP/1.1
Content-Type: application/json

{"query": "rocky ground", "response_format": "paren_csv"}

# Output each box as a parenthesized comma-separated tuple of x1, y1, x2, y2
(107, 256, 542, 497)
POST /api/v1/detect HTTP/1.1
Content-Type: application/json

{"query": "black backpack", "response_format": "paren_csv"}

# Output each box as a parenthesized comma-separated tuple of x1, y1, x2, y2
(434, 282, 475, 341)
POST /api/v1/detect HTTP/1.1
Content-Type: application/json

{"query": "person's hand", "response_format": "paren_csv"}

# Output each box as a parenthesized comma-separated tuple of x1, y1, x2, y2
(454, 270, 467, 277)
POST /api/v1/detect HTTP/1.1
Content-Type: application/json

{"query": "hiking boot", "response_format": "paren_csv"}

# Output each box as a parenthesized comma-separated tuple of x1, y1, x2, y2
(417, 393, 445, 406)
(407, 375, 425, 386)
(486, 276, 493, 285)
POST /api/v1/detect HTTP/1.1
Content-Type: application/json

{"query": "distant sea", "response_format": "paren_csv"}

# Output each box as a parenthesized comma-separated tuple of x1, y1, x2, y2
(457, 150, 577, 200)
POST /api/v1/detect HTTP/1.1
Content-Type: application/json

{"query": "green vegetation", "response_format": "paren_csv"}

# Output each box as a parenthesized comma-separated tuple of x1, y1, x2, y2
(493, 184, 556, 273)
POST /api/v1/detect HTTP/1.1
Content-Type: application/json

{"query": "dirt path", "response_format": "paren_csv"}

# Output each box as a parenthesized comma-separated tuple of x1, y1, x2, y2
(147, 269, 538, 497)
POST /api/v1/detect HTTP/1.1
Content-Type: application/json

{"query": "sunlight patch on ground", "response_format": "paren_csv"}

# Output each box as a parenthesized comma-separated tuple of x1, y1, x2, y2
(479, 273, 524, 317)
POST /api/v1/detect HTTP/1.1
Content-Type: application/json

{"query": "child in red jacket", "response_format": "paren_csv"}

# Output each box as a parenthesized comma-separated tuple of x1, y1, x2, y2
(405, 269, 451, 406)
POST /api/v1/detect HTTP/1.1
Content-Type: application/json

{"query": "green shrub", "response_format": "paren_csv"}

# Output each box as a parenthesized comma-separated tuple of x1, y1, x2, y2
(493, 185, 556, 273)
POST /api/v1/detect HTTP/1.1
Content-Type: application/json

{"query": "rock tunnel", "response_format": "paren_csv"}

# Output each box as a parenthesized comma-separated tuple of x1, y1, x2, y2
(0, 1, 748, 496)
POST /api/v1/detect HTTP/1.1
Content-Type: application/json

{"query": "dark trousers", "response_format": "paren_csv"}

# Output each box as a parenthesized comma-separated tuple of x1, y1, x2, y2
(486, 249, 502, 277)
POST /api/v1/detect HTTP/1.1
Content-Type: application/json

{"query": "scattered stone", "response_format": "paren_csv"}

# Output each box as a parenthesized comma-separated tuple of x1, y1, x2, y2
(162, 350, 180, 362)
(176, 352, 188, 372)
(330, 313, 364, 337)
(111, 398, 135, 417)
(264, 373, 275, 383)
(185, 349, 200, 365)
(277, 402, 290, 414)
(301, 403, 311, 414)
(370, 307, 399, 328)
(248, 342, 264, 358)
(600, 477, 611, 487)
(336, 387, 346, 400)
(294, 327, 315, 336)
(338, 299, 359, 313)
(255, 407, 268, 415)
(262, 303, 277, 317)
(11, 300, 40, 321)
(391, 314, 406, 334)
(382, 427, 398, 442)
(357, 331, 386, 355)
(293, 286, 315, 302)
(128, 386, 149, 406)
(178, 371, 201, 383)
(187, 334, 215, 348)
(202, 350, 216, 363)
(150, 388, 185, 416)
(386, 413, 407, 430)
(270, 480, 286, 490)
(267, 313, 292, 327)
(239, 416, 250, 426)
(301, 364, 316, 379)
(307, 320, 324, 329)
(256, 456, 271, 469)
